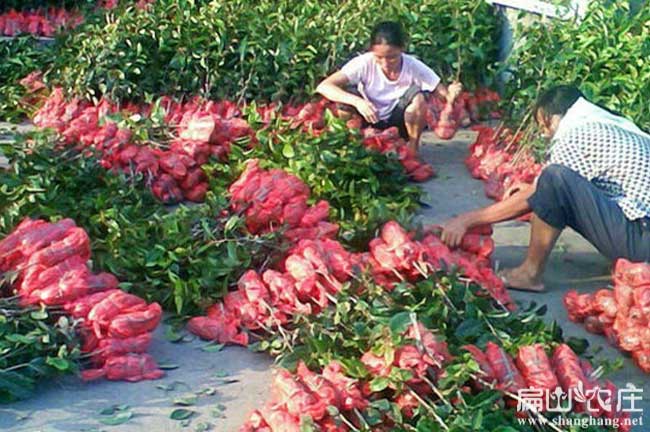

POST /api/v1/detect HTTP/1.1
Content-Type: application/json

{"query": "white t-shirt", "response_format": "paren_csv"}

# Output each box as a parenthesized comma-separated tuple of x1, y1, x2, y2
(341, 52, 441, 120)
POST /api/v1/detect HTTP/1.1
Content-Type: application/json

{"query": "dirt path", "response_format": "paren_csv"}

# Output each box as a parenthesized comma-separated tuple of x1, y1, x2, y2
(0, 129, 646, 431)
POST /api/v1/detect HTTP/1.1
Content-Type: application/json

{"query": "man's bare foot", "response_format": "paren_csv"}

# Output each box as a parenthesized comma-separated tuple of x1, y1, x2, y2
(498, 266, 545, 292)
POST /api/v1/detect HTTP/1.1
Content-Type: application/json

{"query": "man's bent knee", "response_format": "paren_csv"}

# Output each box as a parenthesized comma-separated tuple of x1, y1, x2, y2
(538, 164, 577, 188)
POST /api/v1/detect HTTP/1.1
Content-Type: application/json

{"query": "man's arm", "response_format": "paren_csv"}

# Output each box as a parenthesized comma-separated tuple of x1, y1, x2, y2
(315, 71, 378, 123)
(440, 183, 536, 247)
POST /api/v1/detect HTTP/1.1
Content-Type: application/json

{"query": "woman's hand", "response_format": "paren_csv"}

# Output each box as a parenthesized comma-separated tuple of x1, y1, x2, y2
(440, 214, 471, 248)
(446, 81, 463, 104)
(354, 99, 379, 124)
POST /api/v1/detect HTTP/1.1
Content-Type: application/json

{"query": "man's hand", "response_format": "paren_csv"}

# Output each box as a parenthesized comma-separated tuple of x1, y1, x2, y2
(354, 99, 379, 124)
(446, 81, 463, 104)
(440, 214, 471, 248)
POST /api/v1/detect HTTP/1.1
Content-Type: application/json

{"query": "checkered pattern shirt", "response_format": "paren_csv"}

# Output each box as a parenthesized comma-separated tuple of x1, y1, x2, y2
(548, 121, 650, 220)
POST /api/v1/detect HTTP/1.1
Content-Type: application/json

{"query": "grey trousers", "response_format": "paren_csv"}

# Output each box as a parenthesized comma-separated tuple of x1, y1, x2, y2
(528, 164, 650, 262)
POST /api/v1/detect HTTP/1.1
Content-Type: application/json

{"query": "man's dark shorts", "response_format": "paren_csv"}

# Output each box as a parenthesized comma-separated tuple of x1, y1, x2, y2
(338, 84, 423, 139)
(528, 164, 650, 262)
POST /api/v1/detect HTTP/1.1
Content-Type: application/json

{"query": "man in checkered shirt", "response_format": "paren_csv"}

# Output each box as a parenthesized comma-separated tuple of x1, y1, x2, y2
(441, 85, 650, 291)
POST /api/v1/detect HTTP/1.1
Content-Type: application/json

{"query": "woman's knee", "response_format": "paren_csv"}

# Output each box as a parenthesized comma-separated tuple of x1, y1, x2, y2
(405, 93, 426, 115)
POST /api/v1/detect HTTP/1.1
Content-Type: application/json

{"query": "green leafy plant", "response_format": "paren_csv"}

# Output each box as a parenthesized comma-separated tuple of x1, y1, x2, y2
(48, 0, 500, 104)
(230, 109, 423, 249)
(503, 1, 650, 134)
(0, 36, 52, 121)
(0, 133, 287, 314)
(0, 1, 94, 11)
(251, 264, 618, 431)
(0, 301, 81, 403)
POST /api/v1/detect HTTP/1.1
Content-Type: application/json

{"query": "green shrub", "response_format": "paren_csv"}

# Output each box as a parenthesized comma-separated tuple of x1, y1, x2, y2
(0, 133, 285, 314)
(50, 0, 501, 103)
(503, 1, 650, 131)
(230, 110, 423, 249)
(0, 37, 52, 121)
(0, 1, 94, 11)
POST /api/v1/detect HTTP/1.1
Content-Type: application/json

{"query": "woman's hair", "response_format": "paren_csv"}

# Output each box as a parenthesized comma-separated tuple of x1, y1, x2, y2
(534, 85, 584, 121)
(369, 21, 407, 48)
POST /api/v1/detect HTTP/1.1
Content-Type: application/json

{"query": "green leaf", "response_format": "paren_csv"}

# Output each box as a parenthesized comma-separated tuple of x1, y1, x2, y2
(174, 395, 198, 406)
(99, 410, 133, 426)
(99, 404, 130, 415)
(454, 318, 484, 339)
(158, 362, 180, 370)
(282, 142, 295, 158)
(567, 337, 589, 355)
(164, 326, 184, 343)
(369, 376, 390, 392)
(389, 311, 412, 334)
(170, 408, 196, 421)
(201, 343, 224, 353)
(29, 310, 48, 320)
(45, 357, 71, 371)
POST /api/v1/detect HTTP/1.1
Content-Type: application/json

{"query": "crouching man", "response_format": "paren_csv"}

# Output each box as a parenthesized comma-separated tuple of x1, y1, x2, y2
(440, 85, 650, 291)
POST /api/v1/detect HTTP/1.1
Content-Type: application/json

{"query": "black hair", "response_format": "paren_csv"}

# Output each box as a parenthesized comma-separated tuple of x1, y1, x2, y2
(369, 21, 407, 49)
(534, 85, 584, 122)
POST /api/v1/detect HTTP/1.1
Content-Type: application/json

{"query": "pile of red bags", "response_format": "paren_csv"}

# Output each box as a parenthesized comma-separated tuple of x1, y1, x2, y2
(241, 322, 451, 431)
(425, 89, 501, 141)
(0, 8, 83, 37)
(362, 321, 451, 390)
(360, 126, 435, 181)
(256, 99, 436, 183)
(32, 88, 254, 203)
(228, 159, 338, 240)
(464, 342, 630, 429)
(564, 259, 650, 373)
(364, 221, 513, 309)
(99, 0, 155, 10)
(187, 236, 359, 345)
(465, 125, 542, 220)
(240, 360, 367, 432)
(188, 219, 513, 345)
(0, 217, 163, 382)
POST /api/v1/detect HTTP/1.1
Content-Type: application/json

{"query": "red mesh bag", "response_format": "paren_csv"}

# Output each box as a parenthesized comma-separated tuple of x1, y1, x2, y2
(271, 369, 327, 421)
(63, 289, 119, 318)
(1, 219, 76, 270)
(26, 227, 90, 268)
(186, 315, 248, 346)
(462, 344, 496, 386)
(24, 266, 92, 306)
(257, 406, 301, 432)
(107, 302, 162, 338)
(0, 218, 46, 256)
(485, 342, 526, 394)
(592, 289, 618, 318)
(516, 344, 559, 392)
(19, 255, 86, 296)
(295, 361, 340, 410)
(551, 344, 592, 412)
(613, 258, 650, 288)
(17, 219, 77, 258)
(87, 290, 147, 332)
(92, 333, 152, 365)
(321, 361, 367, 411)
(459, 234, 494, 258)
(81, 353, 164, 382)
(563, 290, 596, 322)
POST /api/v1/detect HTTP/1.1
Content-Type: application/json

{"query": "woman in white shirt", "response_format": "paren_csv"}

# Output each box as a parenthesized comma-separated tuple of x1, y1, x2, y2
(316, 21, 462, 152)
